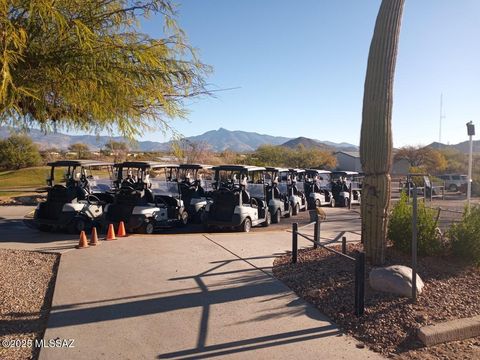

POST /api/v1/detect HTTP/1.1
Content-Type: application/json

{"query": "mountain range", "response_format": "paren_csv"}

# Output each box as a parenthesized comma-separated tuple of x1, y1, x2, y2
(427, 141, 480, 154)
(0, 126, 359, 152)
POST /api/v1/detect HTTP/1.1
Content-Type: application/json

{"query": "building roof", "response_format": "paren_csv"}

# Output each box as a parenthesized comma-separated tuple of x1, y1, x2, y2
(335, 151, 360, 158)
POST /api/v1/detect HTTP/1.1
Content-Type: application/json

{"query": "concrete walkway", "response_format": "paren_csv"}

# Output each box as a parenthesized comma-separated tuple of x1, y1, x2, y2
(40, 231, 382, 360)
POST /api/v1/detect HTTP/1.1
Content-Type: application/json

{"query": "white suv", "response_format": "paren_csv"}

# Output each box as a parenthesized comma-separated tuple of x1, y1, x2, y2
(438, 174, 468, 192)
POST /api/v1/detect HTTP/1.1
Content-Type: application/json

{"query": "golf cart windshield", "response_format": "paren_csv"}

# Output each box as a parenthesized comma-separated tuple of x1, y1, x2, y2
(150, 180, 180, 197)
(278, 183, 288, 195)
(247, 183, 265, 199)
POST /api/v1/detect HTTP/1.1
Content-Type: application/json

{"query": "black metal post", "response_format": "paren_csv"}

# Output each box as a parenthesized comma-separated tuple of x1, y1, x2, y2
(292, 222, 298, 264)
(342, 236, 347, 254)
(313, 218, 320, 249)
(354, 252, 365, 316)
(412, 188, 418, 303)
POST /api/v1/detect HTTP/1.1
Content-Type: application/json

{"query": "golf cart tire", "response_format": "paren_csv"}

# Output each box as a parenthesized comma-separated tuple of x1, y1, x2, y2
(315, 199, 321, 208)
(292, 203, 299, 216)
(240, 217, 252, 232)
(68, 216, 90, 234)
(272, 209, 281, 224)
(141, 222, 155, 235)
(285, 206, 292, 218)
(330, 197, 336, 208)
(449, 184, 458, 192)
(179, 211, 189, 227)
(344, 198, 349, 208)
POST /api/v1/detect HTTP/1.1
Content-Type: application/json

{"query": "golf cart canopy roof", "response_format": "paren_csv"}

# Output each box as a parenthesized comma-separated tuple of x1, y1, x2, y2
(265, 167, 289, 173)
(178, 164, 213, 170)
(332, 171, 359, 176)
(212, 165, 266, 172)
(114, 161, 172, 169)
(47, 160, 112, 167)
(306, 169, 331, 174)
(289, 168, 305, 173)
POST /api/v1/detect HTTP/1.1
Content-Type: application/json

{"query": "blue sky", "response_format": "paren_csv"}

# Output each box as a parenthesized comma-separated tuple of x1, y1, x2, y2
(139, 0, 480, 147)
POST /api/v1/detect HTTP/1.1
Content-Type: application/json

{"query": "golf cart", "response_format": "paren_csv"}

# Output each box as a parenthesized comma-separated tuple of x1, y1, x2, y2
(104, 162, 188, 234)
(287, 168, 308, 215)
(331, 171, 362, 207)
(175, 164, 214, 223)
(265, 167, 292, 223)
(32, 160, 114, 233)
(203, 165, 271, 232)
(305, 169, 335, 209)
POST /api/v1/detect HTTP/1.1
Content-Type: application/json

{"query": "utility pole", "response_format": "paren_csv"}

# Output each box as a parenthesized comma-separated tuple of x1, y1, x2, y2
(466, 121, 475, 210)
(439, 93, 446, 143)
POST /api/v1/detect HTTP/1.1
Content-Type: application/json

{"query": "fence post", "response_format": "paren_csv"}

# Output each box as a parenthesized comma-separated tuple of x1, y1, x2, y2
(292, 222, 298, 264)
(354, 252, 365, 316)
(442, 181, 445, 200)
(342, 236, 347, 254)
(412, 187, 418, 303)
(313, 218, 320, 249)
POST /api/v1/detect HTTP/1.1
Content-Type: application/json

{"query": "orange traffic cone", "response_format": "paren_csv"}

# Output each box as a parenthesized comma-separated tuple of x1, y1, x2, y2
(89, 227, 100, 246)
(76, 231, 89, 249)
(117, 221, 127, 237)
(105, 224, 116, 241)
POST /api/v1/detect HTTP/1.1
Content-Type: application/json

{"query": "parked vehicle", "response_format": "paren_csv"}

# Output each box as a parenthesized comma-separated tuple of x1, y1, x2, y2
(287, 169, 307, 215)
(175, 164, 214, 222)
(331, 171, 362, 207)
(437, 174, 468, 192)
(104, 162, 188, 234)
(304, 169, 335, 209)
(203, 165, 271, 232)
(32, 160, 114, 233)
(265, 167, 292, 223)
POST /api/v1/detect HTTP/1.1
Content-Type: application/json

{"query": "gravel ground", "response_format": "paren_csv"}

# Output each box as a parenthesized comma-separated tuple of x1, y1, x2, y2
(273, 244, 480, 359)
(0, 249, 59, 360)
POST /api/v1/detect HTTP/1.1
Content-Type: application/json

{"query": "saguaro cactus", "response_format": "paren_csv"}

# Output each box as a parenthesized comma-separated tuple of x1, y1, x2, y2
(360, 0, 405, 265)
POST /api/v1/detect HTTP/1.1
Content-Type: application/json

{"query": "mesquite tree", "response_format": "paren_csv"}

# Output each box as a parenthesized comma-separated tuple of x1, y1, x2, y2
(360, 0, 405, 265)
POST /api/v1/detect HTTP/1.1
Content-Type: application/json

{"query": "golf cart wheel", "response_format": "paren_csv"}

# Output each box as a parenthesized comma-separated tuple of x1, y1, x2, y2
(272, 209, 281, 224)
(292, 203, 299, 216)
(179, 211, 189, 227)
(449, 184, 458, 192)
(68, 216, 90, 234)
(141, 222, 155, 235)
(262, 211, 271, 227)
(315, 199, 321, 208)
(240, 217, 252, 232)
(344, 198, 349, 208)
(285, 205, 292, 218)
(330, 197, 336, 208)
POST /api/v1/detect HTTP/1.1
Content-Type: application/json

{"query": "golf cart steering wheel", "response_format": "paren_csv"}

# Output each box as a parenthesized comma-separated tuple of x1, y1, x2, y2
(87, 194, 102, 205)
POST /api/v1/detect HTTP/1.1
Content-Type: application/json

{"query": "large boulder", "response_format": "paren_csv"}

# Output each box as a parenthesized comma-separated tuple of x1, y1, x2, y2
(369, 265, 424, 298)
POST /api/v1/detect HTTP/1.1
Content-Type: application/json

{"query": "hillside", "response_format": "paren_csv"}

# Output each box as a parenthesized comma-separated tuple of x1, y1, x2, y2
(426, 140, 480, 153)
(279, 137, 358, 152)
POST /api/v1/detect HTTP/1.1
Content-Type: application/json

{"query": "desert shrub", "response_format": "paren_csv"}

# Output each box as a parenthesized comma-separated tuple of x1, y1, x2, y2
(388, 193, 442, 256)
(0, 135, 42, 170)
(449, 206, 480, 265)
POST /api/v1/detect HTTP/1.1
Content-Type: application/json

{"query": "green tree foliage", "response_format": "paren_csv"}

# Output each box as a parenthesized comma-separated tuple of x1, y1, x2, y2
(394, 146, 447, 174)
(449, 205, 480, 265)
(0, 0, 210, 138)
(246, 144, 336, 169)
(388, 194, 443, 256)
(439, 148, 468, 174)
(68, 143, 90, 159)
(103, 140, 128, 162)
(0, 134, 41, 169)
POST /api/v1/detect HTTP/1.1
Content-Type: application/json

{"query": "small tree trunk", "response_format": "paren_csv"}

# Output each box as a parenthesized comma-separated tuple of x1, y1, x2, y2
(360, 0, 405, 265)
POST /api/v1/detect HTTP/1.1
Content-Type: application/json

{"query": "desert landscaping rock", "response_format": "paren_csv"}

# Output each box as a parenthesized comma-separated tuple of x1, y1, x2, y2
(369, 265, 424, 298)
(418, 315, 480, 346)
(273, 243, 480, 358)
(0, 249, 59, 360)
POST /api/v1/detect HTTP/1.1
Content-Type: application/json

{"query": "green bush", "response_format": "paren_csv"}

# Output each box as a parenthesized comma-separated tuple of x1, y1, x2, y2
(449, 206, 480, 265)
(0, 135, 42, 170)
(388, 193, 442, 256)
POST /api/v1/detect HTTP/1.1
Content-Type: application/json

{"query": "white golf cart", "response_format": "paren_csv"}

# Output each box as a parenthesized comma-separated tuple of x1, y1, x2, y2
(331, 171, 362, 207)
(32, 160, 114, 233)
(203, 165, 271, 232)
(305, 169, 336, 209)
(265, 167, 292, 223)
(104, 162, 188, 234)
(286, 168, 308, 215)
